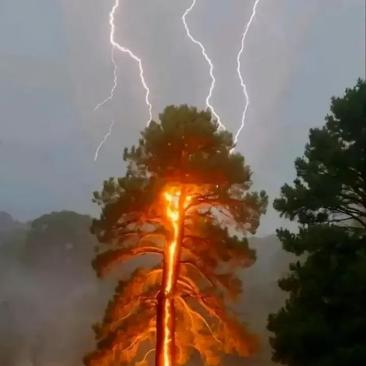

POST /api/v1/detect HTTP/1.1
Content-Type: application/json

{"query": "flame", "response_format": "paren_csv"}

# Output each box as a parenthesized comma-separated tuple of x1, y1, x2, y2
(164, 189, 181, 294)
(159, 186, 191, 366)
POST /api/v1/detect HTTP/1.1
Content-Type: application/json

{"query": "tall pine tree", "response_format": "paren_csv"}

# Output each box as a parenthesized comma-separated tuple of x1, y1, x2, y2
(85, 105, 267, 366)
(268, 80, 366, 366)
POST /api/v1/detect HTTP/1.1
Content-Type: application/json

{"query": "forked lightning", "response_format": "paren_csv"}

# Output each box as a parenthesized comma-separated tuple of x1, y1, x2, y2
(94, 0, 263, 160)
(182, 0, 224, 130)
(234, 0, 262, 144)
(94, 0, 152, 161)
(95, 0, 152, 124)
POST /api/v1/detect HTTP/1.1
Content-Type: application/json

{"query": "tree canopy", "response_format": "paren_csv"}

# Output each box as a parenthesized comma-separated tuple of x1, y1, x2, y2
(268, 79, 366, 366)
(85, 105, 267, 366)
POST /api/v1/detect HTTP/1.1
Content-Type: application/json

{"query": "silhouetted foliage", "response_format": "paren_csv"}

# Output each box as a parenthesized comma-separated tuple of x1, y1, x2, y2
(268, 80, 366, 366)
(86, 105, 267, 366)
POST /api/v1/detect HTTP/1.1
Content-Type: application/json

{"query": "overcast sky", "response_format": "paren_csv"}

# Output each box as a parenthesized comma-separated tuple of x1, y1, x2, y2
(0, 0, 364, 235)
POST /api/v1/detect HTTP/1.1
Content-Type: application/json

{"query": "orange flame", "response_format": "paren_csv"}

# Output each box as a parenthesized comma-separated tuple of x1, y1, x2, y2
(159, 186, 191, 366)
(164, 189, 181, 294)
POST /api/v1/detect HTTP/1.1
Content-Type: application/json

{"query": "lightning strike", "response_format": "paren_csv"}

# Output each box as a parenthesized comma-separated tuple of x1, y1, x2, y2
(96, 0, 152, 126)
(94, 120, 115, 161)
(182, 0, 224, 130)
(234, 0, 262, 144)
(94, 49, 118, 112)
(156, 187, 191, 366)
(160, 188, 182, 366)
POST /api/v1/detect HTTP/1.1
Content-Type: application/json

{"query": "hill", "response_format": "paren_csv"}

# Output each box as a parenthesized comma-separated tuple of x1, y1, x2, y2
(0, 211, 108, 366)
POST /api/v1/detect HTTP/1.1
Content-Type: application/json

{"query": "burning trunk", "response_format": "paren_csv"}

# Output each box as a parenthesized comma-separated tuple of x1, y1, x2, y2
(156, 186, 186, 366)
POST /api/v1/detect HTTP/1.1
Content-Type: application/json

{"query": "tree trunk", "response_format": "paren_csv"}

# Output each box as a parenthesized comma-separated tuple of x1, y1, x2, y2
(155, 187, 186, 366)
(155, 292, 176, 366)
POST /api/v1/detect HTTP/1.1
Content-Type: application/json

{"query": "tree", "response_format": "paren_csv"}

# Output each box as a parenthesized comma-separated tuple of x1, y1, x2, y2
(23, 211, 96, 286)
(85, 105, 267, 366)
(268, 79, 366, 366)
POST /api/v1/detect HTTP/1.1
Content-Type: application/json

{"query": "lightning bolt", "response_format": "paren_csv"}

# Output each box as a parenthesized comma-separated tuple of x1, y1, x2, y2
(94, 120, 115, 161)
(94, 49, 118, 112)
(234, 0, 262, 144)
(95, 0, 152, 126)
(182, 0, 224, 130)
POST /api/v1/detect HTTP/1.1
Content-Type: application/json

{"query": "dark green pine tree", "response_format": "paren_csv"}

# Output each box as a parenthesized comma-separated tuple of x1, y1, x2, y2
(268, 79, 366, 366)
(84, 105, 267, 366)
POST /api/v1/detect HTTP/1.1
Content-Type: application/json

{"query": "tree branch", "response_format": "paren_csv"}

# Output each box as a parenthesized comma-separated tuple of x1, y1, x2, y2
(179, 260, 216, 288)
(176, 296, 223, 345)
(333, 208, 366, 229)
(94, 246, 163, 276)
(185, 194, 243, 211)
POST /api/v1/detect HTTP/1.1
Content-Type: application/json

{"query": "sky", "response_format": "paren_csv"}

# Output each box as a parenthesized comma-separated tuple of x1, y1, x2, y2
(0, 0, 365, 236)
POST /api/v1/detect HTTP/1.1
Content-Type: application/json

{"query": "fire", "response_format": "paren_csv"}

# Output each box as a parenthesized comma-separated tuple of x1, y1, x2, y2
(157, 186, 190, 366)
(164, 188, 181, 294)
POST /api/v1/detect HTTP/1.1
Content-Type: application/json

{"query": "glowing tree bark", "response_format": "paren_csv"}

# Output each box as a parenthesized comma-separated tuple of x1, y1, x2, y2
(84, 105, 267, 366)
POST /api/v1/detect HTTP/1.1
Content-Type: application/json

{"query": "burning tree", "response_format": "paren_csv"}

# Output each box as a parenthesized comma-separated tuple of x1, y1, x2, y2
(85, 105, 267, 366)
